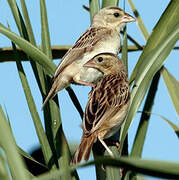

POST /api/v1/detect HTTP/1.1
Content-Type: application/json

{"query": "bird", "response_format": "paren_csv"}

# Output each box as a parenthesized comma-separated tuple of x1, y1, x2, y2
(71, 52, 130, 164)
(42, 6, 135, 109)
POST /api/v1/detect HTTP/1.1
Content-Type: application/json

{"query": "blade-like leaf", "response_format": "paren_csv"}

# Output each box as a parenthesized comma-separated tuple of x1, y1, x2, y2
(105, 147, 121, 180)
(120, 25, 129, 159)
(128, 0, 149, 41)
(20, 0, 48, 97)
(0, 23, 55, 76)
(121, 26, 128, 70)
(39, 4, 78, 179)
(102, 0, 119, 8)
(7, 0, 23, 36)
(0, 105, 30, 180)
(83, 157, 179, 180)
(60, 132, 72, 180)
(159, 115, 179, 138)
(40, 0, 52, 60)
(33, 157, 179, 180)
(89, 0, 100, 21)
(18, 147, 48, 169)
(130, 71, 160, 157)
(125, 72, 161, 180)
(20, 0, 36, 44)
(40, 0, 60, 169)
(0, 151, 10, 180)
(138, 111, 179, 139)
(161, 67, 179, 117)
(121, 23, 179, 149)
(8, 1, 56, 168)
(9, 0, 49, 102)
(92, 142, 106, 180)
(129, 0, 179, 84)
(12, 42, 53, 167)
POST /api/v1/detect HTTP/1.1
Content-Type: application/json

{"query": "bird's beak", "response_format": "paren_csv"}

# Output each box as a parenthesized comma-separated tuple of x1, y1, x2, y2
(122, 13, 136, 23)
(84, 59, 97, 68)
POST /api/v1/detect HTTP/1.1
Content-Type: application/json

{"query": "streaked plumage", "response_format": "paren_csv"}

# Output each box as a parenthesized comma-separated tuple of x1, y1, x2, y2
(72, 53, 130, 164)
(42, 7, 135, 109)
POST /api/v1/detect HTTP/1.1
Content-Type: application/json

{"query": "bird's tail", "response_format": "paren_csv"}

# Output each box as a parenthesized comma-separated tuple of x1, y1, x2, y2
(71, 134, 97, 164)
(41, 74, 69, 109)
(41, 84, 57, 110)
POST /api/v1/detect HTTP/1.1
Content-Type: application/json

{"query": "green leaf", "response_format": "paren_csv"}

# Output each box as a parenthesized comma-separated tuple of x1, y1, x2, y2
(105, 147, 121, 180)
(161, 67, 179, 117)
(0, 105, 30, 180)
(7, 0, 24, 36)
(138, 111, 179, 139)
(39, 4, 78, 179)
(128, 0, 149, 41)
(121, 1, 179, 150)
(120, 25, 129, 159)
(121, 26, 128, 71)
(12, 42, 53, 168)
(121, 23, 179, 150)
(129, 0, 179, 84)
(20, 0, 48, 97)
(130, 71, 160, 157)
(160, 115, 179, 138)
(89, 0, 100, 21)
(82, 157, 179, 179)
(125, 72, 160, 180)
(20, 0, 36, 44)
(40, 0, 61, 169)
(0, 23, 55, 76)
(102, 0, 119, 8)
(40, 0, 52, 60)
(34, 157, 179, 180)
(7, 1, 56, 168)
(12, 0, 48, 96)
(18, 147, 48, 169)
(92, 142, 106, 180)
(0, 151, 10, 180)
(60, 133, 73, 180)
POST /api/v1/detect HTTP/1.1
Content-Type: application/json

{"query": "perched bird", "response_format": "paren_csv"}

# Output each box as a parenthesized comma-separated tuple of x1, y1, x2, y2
(42, 6, 135, 109)
(71, 53, 130, 164)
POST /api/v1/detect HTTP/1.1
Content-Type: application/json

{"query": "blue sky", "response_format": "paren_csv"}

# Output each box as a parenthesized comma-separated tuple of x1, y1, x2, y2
(0, 0, 179, 179)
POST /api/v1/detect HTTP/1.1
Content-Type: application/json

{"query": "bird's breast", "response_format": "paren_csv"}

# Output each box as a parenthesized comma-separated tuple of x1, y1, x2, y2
(76, 35, 121, 83)
(103, 103, 129, 139)
(78, 67, 104, 83)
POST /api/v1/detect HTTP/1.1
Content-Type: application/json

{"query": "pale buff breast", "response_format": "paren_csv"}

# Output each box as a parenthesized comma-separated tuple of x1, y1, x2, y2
(74, 32, 121, 83)
(90, 101, 129, 140)
(103, 102, 130, 139)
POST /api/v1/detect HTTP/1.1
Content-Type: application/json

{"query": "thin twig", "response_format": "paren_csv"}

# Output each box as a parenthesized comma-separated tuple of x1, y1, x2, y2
(1, 46, 179, 62)
(82, 5, 90, 12)
(121, 31, 143, 49)
(65, 86, 84, 119)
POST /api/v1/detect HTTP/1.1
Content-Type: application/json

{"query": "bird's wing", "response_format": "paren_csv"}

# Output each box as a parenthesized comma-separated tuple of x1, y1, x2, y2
(83, 74, 130, 134)
(54, 27, 111, 78)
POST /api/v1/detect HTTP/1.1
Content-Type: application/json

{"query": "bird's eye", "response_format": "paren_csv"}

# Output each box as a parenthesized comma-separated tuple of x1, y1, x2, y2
(97, 57, 103, 62)
(113, 12, 120, 18)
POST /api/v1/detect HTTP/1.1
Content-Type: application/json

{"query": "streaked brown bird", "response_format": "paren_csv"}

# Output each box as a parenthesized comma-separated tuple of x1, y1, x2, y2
(71, 53, 130, 164)
(42, 7, 135, 109)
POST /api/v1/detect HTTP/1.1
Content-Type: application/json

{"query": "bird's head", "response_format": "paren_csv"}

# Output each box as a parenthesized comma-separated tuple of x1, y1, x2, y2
(92, 7, 135, 30)
(84, 53, 126, 75)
